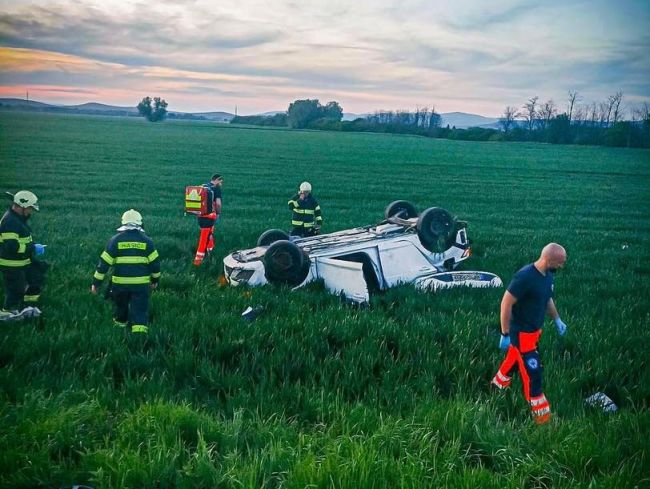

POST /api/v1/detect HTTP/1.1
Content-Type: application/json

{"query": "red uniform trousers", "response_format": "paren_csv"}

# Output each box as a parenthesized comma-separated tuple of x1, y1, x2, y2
(194, 213, 217, 265)
(492, 329, 551, 424)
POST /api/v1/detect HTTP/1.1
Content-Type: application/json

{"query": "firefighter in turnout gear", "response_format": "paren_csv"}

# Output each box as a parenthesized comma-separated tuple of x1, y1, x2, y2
(288, 182, 322, 237)
(0, 190, 47, 321)
(194, 174, 223, 266)
(91, 209, 160, 334)
(491, 243, 568, 425)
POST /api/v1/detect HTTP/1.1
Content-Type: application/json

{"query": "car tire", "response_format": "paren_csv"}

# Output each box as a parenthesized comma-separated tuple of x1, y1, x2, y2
(417, 207, 455, 252)
(264, 240, 310, 286)
(384, 200, 418, 220)
(257, 229, 290, 247)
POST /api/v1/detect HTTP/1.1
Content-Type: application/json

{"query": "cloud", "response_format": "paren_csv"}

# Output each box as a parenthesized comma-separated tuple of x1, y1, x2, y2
(0, 0, 648, 114)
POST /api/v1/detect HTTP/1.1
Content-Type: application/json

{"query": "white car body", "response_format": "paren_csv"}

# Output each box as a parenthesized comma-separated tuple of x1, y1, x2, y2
(224, 215, 502, 303)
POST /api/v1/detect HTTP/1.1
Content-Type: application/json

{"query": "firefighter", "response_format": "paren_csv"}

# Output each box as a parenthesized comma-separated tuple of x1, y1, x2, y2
(288, 182, 323, 237)
(91, 209, 160, 334)
(193, 173, 223, 266)
(491, 243, 568, 425)
(0, 190, 47, 321)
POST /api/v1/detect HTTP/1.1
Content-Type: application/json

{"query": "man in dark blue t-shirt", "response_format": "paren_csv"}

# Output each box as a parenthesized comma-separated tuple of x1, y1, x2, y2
(491, 243, 568, 425)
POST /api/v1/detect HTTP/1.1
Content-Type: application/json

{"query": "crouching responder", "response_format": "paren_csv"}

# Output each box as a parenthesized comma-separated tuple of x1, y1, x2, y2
(0, 190, 47, 321)
(288, 181, 322, 237)
(193, 173, 223, 266)
(491, 243, 568, 425)
(91, 209, 160, 334)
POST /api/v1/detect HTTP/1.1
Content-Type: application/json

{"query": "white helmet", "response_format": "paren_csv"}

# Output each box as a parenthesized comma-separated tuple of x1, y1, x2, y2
(299, 181, 312, 193)
(121, 209, 143, 226)
(13, 190, 39, 211)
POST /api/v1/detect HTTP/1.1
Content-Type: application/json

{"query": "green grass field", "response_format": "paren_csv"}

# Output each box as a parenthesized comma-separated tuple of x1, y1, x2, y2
(1, 112, 649, 488)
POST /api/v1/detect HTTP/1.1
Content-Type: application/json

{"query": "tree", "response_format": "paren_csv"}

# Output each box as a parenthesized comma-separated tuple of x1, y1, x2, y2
(522, 96, 539, 133)
(567, 90, 580, 124)
(322, 101, 343, 121)
(538, 100, 557, 131)
(547, 114, 571, 144)
(499, 105, 519, 133)
(287, 99, 320, 128)
(286, 99, 343, 128)
(610, 91, 624, 124)
(137, 96, 168, 122)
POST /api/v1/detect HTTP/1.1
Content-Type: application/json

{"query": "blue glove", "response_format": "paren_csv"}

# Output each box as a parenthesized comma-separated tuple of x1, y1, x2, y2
(554, 317, 567, 336)
(499, 334, 510, 351)
(34, 244, 46, 256)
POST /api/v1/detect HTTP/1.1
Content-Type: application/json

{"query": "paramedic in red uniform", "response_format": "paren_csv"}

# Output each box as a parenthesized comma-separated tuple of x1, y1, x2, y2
(193, 174, 223, 266)
(491, 243, 568, 425)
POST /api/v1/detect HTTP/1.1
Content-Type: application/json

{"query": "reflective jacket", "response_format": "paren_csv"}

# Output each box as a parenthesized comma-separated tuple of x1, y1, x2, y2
(93, 228, 161, 287)
(0, 209, 34, 269)
(288, 194, 322, 229)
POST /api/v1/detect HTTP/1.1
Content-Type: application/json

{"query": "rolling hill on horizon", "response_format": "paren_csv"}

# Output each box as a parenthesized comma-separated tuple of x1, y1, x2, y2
(0, 98, 501, 128)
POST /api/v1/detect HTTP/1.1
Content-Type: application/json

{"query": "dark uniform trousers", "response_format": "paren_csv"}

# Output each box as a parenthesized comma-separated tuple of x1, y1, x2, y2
(111, 285, 149, 329)
(2, 260, 47, 310)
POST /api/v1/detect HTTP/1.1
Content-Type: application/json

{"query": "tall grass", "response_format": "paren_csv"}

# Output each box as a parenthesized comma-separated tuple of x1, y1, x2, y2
(0, 112, 648, 488)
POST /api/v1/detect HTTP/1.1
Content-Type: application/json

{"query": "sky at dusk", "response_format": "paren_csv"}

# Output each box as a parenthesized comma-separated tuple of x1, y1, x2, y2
(0, 0, 648, 116)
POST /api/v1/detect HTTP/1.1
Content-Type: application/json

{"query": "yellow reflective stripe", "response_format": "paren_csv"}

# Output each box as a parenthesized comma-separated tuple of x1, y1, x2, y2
(114, 256, 149, 265)
(131, 324, 148, 333)
(288, 200, 298, 206)
(24, 294, 40, 302)
(0, 232, 20, 241)
(118, 242, 147, 250)
(111, 275, 151, 285)
(114, 320, 127, 328)
(147, 250, 159, 262)
(303, 222, 315, 227)
(0, 257, 31, 267)
(151, 272, 161, 279)
(93, 271, 105, 280)
(315, 205, 321, 211)
(316, 216, 323, 221)
(185, 202, 202, 209)
(291, 220, 304, 226)
(101, 251, 114, 265)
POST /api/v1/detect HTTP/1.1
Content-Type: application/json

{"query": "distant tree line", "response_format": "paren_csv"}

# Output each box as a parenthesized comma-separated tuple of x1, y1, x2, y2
(230, 94, 650, 148)
(230, 113, 288, 126)
(498, 92, 650, 148)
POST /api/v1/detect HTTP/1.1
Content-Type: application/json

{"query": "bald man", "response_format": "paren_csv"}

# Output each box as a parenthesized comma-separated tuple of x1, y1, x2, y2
(491, 243, 568, 425)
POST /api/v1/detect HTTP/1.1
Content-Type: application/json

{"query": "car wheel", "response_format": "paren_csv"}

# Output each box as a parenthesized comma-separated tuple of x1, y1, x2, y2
(264, 240, 310, 286)
(257, 229, 290, 247)
(384, 200, 418, 220)
(417, 207, 455, 252)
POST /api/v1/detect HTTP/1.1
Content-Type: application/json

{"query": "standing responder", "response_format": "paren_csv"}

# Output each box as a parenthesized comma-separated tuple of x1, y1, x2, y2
(91, 209, 160, 334)
(193, 173, 223, 266)
(491, 243, 568, 425)
(0, 191, 47, 321)
(288, 182, 323, 237)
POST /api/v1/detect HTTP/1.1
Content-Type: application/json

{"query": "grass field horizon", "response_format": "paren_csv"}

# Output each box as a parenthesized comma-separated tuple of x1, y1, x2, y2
(1, 112, 649, 488)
